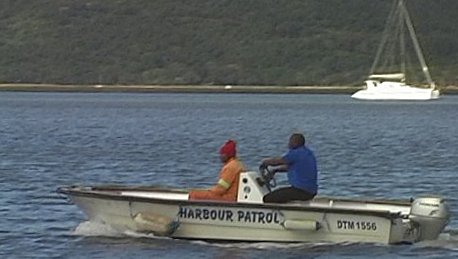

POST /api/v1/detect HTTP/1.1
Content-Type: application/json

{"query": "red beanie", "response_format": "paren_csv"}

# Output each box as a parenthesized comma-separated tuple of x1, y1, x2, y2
(219, 140, 236, 158)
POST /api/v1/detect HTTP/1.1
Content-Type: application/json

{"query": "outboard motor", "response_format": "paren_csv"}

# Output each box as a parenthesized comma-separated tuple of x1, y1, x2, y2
(409, 196, 450, 240)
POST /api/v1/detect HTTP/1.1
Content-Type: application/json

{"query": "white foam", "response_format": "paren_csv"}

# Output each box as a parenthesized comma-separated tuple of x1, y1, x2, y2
(189, 240, 336, 250)
(72, 221, 123, 237)
(122, 229, 171, 240)
(71, 221, 458, 251)
(72, 221, 173, 240)
(414, 232, 458, 251)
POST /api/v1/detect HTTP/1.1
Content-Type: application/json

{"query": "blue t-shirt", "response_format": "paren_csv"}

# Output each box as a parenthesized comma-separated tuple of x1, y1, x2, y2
(282, 146, 318, 194)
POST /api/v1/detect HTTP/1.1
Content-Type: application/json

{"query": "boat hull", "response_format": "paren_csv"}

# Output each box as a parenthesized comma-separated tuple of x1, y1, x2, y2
(352, 81, 440, 101)
(61, 186, 431, 244)
(58, 171, 449, 244)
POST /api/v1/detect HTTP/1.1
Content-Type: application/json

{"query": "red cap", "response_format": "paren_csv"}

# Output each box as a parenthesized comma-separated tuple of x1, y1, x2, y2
(219, 140, 236, 158)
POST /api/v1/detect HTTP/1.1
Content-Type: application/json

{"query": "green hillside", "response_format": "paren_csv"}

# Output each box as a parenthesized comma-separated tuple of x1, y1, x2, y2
(1, 0, 457, 86)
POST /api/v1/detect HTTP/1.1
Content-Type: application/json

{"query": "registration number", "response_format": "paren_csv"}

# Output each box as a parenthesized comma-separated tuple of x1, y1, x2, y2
(337, 220, 377, 231)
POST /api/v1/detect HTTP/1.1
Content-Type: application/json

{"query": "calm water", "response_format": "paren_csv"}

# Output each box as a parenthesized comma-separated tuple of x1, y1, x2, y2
(1, 92, 457, 258)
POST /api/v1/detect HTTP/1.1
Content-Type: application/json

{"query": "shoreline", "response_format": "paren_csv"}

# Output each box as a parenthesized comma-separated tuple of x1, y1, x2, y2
(0, 83, 457, 94)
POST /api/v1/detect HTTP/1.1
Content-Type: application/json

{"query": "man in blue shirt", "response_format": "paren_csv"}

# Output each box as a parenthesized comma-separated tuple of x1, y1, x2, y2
(260, 133, 318, 203)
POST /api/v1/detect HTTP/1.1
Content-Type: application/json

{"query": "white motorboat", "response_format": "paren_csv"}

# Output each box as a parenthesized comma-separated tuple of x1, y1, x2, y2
(58, 169, 450, 244)
(352, 0, 440, 101)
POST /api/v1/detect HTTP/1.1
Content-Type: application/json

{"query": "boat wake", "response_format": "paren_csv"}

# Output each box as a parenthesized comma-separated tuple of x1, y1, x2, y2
(72, 221, 336, 249)
(72, 221, 458, 251)
(189, 240, 337, 250)
(414, 231, 458, 251)
(73, 221, 125, 237)
(72, 221, 169, 240)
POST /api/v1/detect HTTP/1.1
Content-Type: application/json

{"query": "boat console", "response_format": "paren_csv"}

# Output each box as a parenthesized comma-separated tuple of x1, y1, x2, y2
(237, 171, 270, 203)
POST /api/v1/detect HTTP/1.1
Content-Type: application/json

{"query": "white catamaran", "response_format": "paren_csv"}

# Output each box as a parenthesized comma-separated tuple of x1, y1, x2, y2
(352, 0, 440, 100)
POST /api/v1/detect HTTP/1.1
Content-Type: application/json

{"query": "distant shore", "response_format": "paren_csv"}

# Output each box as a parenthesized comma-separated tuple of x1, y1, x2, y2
(1, 83, 457, 94)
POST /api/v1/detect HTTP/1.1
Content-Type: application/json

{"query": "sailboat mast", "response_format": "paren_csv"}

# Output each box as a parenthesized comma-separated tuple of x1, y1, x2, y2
(400, 0, 435, 88)
(369, 0, 398, 75)
(399, 0, 406, 81)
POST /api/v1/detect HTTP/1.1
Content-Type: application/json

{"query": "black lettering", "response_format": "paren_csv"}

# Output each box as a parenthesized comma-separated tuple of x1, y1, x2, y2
(251, 211, 258, 222)
(341, 220, 352, 229)
(203, 209, 209, 220)
(337, 220, 377, 231)
(226, 210, 234, 222)
(187, 209, 194, 219)
(348, 221, 354, 229)
(217, 210, 225, 220)
(195, 209, 202, 220)
(258, 212, 265, 224)
(266, 212, 273, 223)
(210, 210, 217, 220)
(237, 211, 244, 221)
(273, 212, 281, 224)
(179, 207, 187, 218)
(244, 211, 252, 222)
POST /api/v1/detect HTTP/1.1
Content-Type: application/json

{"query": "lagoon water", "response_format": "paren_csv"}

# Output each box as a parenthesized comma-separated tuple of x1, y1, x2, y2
(1, 92, 457, 258)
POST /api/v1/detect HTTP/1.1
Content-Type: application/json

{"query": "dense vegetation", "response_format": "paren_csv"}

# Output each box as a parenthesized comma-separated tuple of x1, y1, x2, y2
(1, 0, 457, 86)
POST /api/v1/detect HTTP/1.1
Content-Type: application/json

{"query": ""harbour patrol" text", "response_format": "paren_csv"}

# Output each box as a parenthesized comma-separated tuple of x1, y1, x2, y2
(179, 207, 282, 224)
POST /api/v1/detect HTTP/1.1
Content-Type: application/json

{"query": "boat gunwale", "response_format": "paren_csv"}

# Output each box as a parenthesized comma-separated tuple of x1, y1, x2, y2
(65, 185, 414, 206)
(58, 186, 407, 220)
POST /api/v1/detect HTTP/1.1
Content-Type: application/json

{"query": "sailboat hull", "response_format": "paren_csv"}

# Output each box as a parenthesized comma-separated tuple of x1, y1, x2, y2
(351, 81, 440, 100)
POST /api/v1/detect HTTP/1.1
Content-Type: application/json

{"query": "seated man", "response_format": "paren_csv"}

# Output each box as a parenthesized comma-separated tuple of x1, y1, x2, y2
(189, 140, 244, 202)
(260, 133, 318, 203)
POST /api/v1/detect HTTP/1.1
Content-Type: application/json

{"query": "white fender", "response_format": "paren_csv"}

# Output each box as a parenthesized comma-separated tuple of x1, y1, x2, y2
(283, 219, 320, 231)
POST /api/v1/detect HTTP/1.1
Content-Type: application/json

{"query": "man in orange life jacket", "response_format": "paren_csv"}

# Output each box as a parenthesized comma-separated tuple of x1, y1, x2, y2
(188, 140, 244, 202)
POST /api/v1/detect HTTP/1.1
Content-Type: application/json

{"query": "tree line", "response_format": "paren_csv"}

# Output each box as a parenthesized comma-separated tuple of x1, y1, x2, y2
(0, 0, 457, 86)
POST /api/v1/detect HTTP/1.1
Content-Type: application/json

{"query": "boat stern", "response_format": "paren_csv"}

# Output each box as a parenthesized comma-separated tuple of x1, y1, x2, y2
(431, 89, 440, 99)
(409, 196, 450, 240)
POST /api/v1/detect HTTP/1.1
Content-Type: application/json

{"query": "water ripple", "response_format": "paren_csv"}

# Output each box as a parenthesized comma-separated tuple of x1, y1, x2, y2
(1, 92, 457, 258)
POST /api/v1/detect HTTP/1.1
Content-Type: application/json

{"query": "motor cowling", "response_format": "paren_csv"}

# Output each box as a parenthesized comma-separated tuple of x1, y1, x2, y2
(409, 196, 450, 240)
